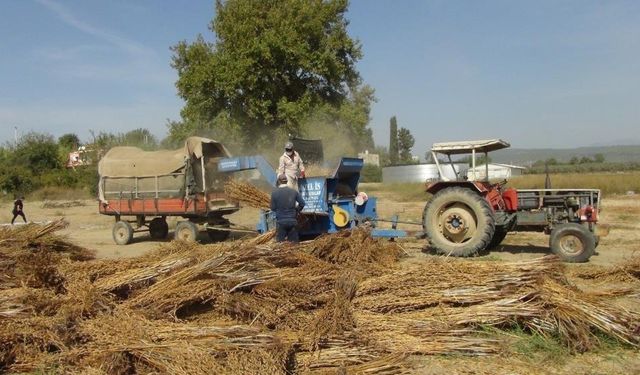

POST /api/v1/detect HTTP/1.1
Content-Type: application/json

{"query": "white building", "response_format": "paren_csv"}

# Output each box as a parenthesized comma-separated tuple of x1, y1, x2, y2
(467, 163, 526, 180)
(358, 150, 380, 166)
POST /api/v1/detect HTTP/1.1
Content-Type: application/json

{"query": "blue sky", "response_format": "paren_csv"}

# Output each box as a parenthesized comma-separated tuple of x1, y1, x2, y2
(1, 0, 639, 157)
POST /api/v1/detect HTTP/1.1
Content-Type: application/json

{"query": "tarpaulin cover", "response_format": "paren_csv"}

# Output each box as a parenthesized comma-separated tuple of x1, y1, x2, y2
(98, 137, 230, 178)
(98, 137, 230, 203)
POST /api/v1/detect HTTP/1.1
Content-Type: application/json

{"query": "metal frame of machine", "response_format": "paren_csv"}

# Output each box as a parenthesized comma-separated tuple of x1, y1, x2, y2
(218, 156, 406, 239)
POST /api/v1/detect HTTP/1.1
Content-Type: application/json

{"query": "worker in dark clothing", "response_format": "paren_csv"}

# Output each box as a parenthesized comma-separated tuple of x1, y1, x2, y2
(270, 174, 305, 243)
(11, 196, 27, 224)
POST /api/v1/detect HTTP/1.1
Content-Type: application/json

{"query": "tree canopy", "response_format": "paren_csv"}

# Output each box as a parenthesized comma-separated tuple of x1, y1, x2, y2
(397, 127, 415, 164)
(170, 0, 371, 150)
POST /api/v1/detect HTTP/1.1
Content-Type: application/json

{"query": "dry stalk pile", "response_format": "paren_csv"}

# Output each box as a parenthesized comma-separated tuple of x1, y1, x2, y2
(224, 180, 271, 210)
(0, 222, 638, 374)
(569, 256, 640, 282)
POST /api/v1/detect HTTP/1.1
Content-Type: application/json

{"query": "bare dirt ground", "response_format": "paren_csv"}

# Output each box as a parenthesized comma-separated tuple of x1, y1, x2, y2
(1, 193, 639, 374)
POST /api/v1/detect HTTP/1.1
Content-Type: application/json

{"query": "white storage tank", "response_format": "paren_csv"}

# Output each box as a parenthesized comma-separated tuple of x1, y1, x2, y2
(382, 163, 468, 183)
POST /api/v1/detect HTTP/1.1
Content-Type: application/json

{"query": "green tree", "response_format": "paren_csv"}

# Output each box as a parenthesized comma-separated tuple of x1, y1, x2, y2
(171, 0, 364, 146)
(579, 156, 592, 164)
(12, 132, 60, 173)
(569, 156, 579, 165)
(593, 153, 605, 163)
(119, 128, 158, 150)
(389, 116, 398, 165)
(397, 127, 415, 164)
(58, 133, 81, 151)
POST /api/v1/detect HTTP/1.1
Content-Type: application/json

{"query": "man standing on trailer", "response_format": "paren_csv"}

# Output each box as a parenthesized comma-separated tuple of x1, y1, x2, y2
(278, 141, 305, 190)
(271, 174, 305, 243)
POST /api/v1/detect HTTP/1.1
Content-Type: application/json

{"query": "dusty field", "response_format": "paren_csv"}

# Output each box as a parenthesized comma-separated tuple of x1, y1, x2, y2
(1, 193, 639, 373)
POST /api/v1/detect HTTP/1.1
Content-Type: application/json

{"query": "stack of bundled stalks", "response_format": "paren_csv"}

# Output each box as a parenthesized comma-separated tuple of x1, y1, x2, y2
(0, 223, 638, 374)
(224, 180, 271, 210)
(569, 256, 640, 282)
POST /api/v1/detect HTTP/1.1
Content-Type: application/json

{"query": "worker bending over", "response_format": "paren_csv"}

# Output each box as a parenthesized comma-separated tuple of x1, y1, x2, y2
(278, 141, 305, 190)
(270, 174, 305, 243)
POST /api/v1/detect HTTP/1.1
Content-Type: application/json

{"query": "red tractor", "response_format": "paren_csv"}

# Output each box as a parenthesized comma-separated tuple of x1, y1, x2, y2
(422, 139, 606, 262)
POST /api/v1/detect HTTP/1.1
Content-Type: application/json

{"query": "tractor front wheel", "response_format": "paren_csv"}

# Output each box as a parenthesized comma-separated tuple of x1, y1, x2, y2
(175, 221, 198, 242)
(113, 221, 133, 245)
(549, 223, 595, 263)
(423, 187, 495, 257)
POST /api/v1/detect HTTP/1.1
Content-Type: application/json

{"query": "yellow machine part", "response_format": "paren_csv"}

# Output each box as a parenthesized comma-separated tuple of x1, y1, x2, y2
(333, 205, 350, 227)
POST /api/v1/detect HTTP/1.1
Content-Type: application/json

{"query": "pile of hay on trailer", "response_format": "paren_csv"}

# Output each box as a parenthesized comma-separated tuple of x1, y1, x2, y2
(1, 223, 638, 374)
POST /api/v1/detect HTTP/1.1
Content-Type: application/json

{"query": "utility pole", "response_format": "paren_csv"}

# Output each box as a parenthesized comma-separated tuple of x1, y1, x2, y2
(14, 126, 18, 144)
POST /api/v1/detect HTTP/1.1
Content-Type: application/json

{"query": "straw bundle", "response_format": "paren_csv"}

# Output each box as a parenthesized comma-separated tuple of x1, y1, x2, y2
(224, 180, 271, 209)
(569, 256, 640, 282)
(1, 220, 640, 374)
(302, 228, 404, 269)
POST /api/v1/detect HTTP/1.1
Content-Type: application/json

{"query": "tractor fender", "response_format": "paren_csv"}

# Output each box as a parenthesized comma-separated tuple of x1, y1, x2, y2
(426, 181, 505, 212)
(425, 181, 488, 195)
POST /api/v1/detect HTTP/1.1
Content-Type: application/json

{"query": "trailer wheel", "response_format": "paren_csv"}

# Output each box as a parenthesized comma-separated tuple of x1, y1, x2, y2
(175, 221, 198, 242)
(113, 221, 134, 245)
(149, 218, 169, 239)
(549, 223, 595, 263)
(423, 187, 495, 257)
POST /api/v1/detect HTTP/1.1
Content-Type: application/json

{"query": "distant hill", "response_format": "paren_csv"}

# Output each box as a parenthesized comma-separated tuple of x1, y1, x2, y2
(490, 145, 640, 166)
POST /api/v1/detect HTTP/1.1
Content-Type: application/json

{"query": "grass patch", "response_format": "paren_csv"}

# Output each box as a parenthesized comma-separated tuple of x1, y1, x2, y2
(29, 186, 93, 201)
(502, 326, 570, 364)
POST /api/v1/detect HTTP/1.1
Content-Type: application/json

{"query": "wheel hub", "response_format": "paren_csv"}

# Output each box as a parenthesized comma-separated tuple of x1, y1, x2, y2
(559, 234, 584, 255)
(438, 204, 477, 244)
(445, 214, 466, 234)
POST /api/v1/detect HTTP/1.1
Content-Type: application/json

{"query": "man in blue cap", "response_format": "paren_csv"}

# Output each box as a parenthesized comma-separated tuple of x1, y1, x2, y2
(270, 174, 305, 242)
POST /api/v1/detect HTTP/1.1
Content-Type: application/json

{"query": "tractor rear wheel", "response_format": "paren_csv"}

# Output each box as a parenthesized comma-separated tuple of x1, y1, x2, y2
(549, 223, 595, 263)
(423, 187, 495, 257)
(149, 218, 169, 239)
(175, 221, 198, 242)
(113, 221, 133, 245)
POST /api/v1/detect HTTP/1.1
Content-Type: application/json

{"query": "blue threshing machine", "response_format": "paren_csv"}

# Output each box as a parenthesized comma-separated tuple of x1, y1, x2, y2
(217, 156, 406, 239)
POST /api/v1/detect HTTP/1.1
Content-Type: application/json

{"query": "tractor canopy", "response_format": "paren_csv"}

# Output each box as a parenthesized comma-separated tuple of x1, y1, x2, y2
(429, 139, 511, 182)
(431, 139, 510, 155)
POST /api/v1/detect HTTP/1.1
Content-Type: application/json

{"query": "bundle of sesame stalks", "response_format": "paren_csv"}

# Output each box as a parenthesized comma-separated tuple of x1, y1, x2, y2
(224, 180, 271, 210)
(2, 220, 640, 374)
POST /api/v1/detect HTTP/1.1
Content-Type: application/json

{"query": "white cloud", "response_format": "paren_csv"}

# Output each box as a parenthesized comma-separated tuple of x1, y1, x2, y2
(35, 0, 153, 58)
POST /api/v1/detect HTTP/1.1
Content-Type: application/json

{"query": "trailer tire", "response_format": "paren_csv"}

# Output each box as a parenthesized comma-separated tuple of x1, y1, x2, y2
(113, 221, 134, 245)
(549, 223, 595, 263)
(175, 221, 198, 242)
(423, 187, 495, 257)
(149, 218, 169, 239)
